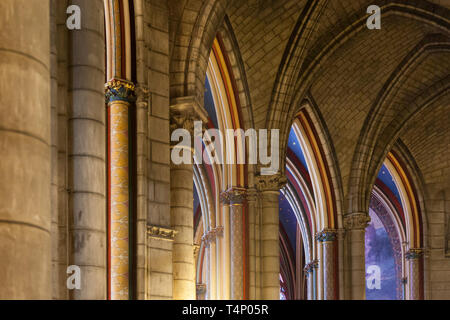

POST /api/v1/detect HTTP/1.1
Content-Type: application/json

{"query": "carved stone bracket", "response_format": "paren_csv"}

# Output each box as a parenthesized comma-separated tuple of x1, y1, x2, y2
(304, 260, 319, 274)
(193, 244, 201, 257)
(246, 188, 258, 202)
(220, 188, 247, 205)
(255, 174, 287, 192)
(147, 225, 178, 241)
(196, 283, 207, 297)
(170, 96, 208, 133)
(135, 84, 150, 106)
(315, 229, 338, 242)
(344, 212, 371, 230)
(201, 226, 224, 247)
(105, 78, 136, 104)
(406, 248, 424, 260)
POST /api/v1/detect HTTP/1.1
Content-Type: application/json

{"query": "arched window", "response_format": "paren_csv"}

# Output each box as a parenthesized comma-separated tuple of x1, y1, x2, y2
(366, 153, 424, 300)
(281, 105, 340, 300)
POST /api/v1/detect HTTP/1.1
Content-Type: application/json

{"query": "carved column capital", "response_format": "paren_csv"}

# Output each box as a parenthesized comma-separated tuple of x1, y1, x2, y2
(315, 229, 338, 242)
(170, 96, 208, 129)
(406, 248, 424, 260)
(193, 244, 201, 257)
(201, 226, 224, 247)
(246, 188, 258, 202)
(196, 283, 206, 296)
(105, 78, 136, 104)
(255, 174, 287, 193)
(344, 212, 371, 230)
(147, 225, 178, 241)
(135, 84, 150, 105)
(220, 188, 247, 206)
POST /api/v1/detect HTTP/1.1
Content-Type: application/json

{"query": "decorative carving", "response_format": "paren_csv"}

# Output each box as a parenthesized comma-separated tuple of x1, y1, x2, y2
(201, 226, 224, 246)
(170, 96, 208, 134)
(215, 226, 224, 238)
(135, 84, 150, 106)
(406, 248, 424, 260)
(246, 188, 258, 202)
(105, 78, 136, 104)
(220, 188, 247, 205)
(196, 283, 206, 296)
(147, 225, 178, 241)
(255, 174, 287, 192)
(193, 244, 201, 257)
(344, 213, 371, 230)
(304, 260, 319, 274)
(315, 229, 337, 242)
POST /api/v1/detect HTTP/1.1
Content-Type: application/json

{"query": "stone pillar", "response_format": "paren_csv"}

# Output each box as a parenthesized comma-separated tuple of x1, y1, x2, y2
(67, 0, 107, 300)
(105, 79, 136, 300)
(257, 174, 287, 300)
(316, 229, 337, 300)
(406, 248, 423, 300)
(0, 0, 51, 299)
(170, 106, 196, 300)
(344, 212, 370, 300)
(221, 188, 247, 300)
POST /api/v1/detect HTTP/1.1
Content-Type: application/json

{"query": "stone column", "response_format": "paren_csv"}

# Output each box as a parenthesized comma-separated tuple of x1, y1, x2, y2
(257, 174, 287, 300)
(67, 0, 107, 300)
(106, 79, 136, 300)
(0, 0, 51, 299)
(344, 212, 370, 300)
(406, 249, 423, 300)
(221, 188, 247, 300)
(316, 229, 337, 300)
(170, 106, 196, 300)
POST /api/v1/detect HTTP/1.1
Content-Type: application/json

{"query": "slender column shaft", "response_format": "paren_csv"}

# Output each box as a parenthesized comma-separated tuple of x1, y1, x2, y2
(317, 230, 337, 300)
(0, 0, 51, 299)
(248, 190, 257, 300)
(406, 249, 423, 300)
(344, 213, 370, 300)
(306, 273, 314, 300)
(231, 205, 245, 299)
(221, 188, 247, 300)
(109, 100, 130, 299)
(304, 260, 318, 299)
(106, 79, 135, 300)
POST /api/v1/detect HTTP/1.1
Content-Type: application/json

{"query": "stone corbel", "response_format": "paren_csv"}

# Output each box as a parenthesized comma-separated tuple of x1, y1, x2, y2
(135, 84, 150, 111)
(196, 283, 207, 297)
(220, 188, 247, 206)
(147, 225, 178, 241)
(170, 96, 209, 130)
(193, 244, 201, 257)
(304, 260, 319, 274)
(255, 174, 287, 193)
(315, 229, 338, 242)
(343, 212, 371, 230)
(405, 248, 424, 260)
